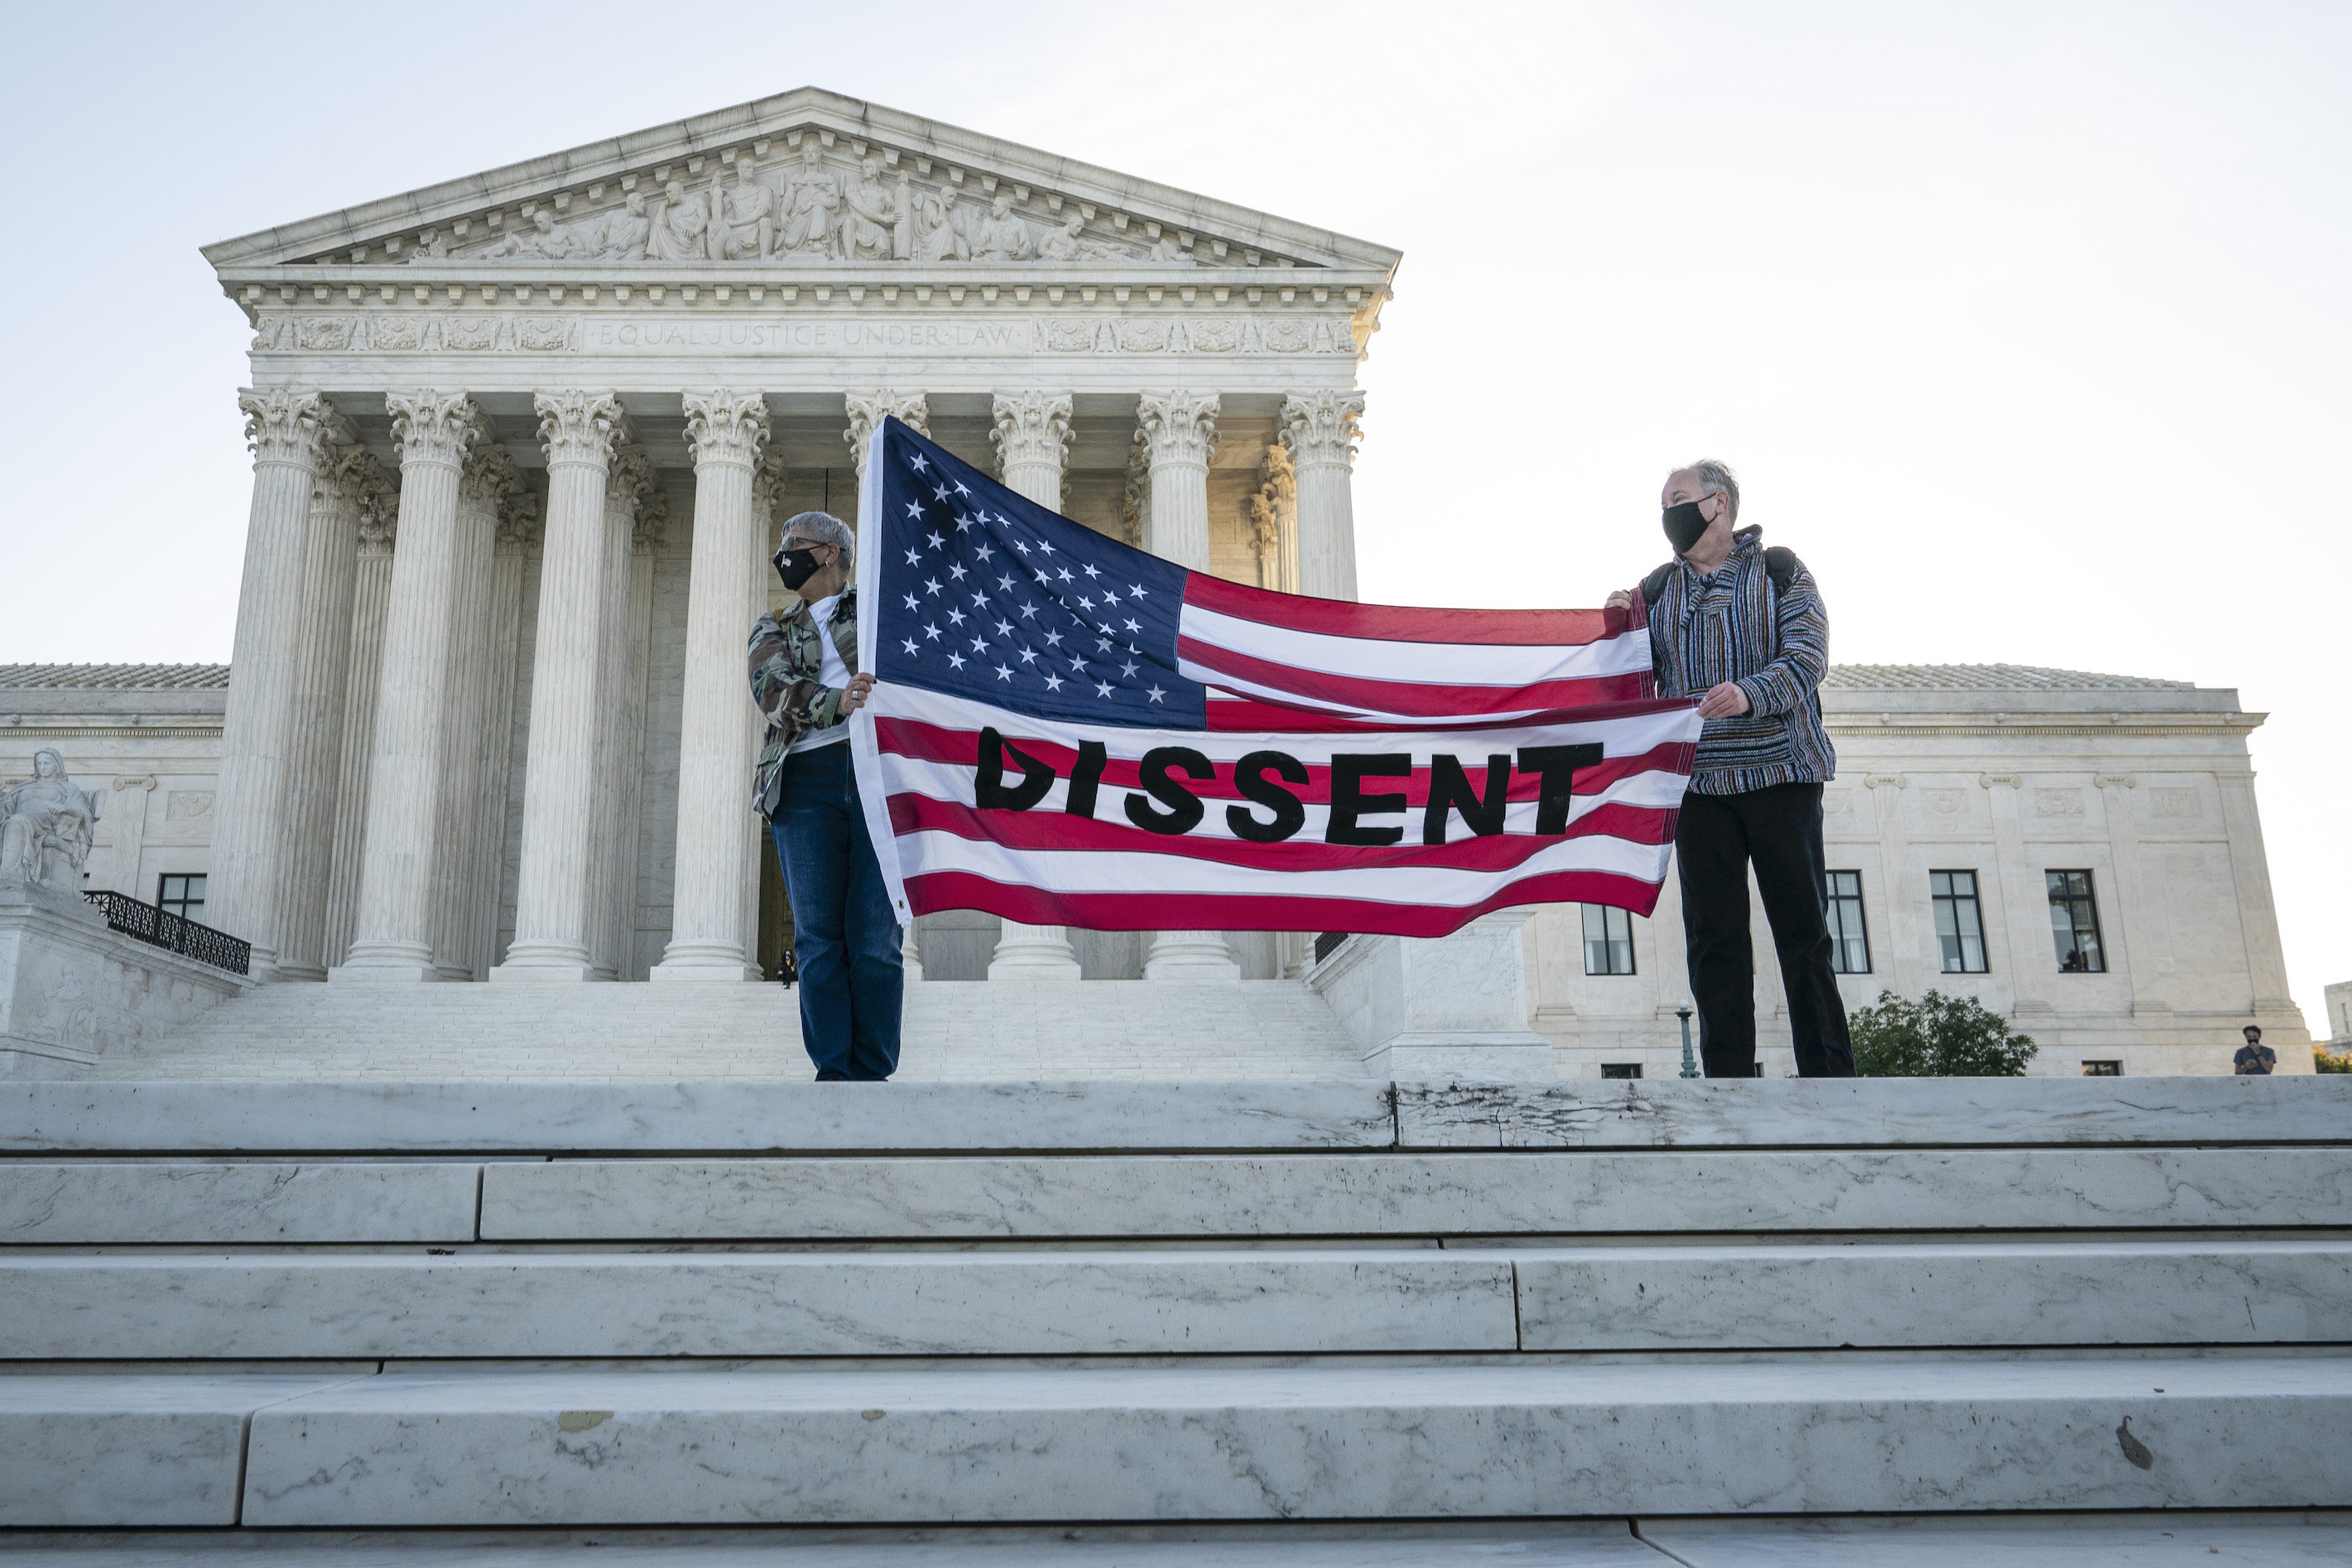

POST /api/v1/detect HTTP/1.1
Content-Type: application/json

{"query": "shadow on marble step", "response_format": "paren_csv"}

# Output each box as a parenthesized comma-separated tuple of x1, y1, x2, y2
(7, 1242, 2350, 1360)
(210, 1355, 2352, 1525)
(1637, 1509, 2352, 1566)
(0, 1522, 1673, 1566)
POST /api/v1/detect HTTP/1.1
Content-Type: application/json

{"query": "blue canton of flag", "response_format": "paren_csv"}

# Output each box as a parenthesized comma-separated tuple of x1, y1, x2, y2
(867, 418, 1205, 729)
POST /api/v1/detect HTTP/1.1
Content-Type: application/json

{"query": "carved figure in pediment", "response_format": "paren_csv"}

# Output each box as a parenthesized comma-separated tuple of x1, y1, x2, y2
(590, 191, 652, 261)
(714, 161, 777, 261)
(1039, 214, 1131, 262)
(838, 159, 899, 262)
(648, 180, 713, 262)
(780, 142, 841, 257)
(1147, 233, 1194, 266)
(1, 748, 100, 889)
(911, 189, 967, 262)
(481, 210, 586, 261)
(405, 233, 450, 264)
(969, 192, 1033, 262)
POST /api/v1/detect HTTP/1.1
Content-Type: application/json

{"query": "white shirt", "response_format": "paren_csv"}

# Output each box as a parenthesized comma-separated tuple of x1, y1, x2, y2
(786, 594, 854, 755)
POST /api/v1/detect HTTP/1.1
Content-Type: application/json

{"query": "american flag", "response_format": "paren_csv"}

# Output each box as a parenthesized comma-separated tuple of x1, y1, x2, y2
(849, 418, 1703, 938)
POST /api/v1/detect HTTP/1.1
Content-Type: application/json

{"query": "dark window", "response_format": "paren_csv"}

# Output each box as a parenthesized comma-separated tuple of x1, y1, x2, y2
(2047, 870, 2106, 973)
(1930, 870, 1988, 974)
(2081, 1060, 2123, 1076)
(156, 873, 206, 923)
(1600, 1063, 1643, 1080)
(1582, 904, 1635, 975)
(1825, 871, 1870, 974)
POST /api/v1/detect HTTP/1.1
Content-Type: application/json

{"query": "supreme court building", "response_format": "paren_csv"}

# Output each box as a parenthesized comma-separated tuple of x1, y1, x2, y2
(0, 89, 2312, 1077)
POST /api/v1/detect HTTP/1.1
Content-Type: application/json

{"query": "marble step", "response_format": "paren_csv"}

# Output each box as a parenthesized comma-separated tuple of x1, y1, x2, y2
(9, 1515, 2352, 1565)
(9, 1145, 2344, 1244)
(6, 1241, 2349, 1360)
(215, 1354, 2352, 1523)
(10, 1075, 2345, 1155)
(481, 1147, 2351, 1240)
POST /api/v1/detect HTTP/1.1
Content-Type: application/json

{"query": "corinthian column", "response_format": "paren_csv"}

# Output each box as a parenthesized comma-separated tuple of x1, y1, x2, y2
(654, 391, 771, 982)
(1281, 390, 1367, 602)
(844, 391, 929, 537)
(494, 392, 628, 982)
(469, 489, 540, 979)
(334, 391, 481, 981)
(274, 443, 376, 980)
(323, 470, 399, 969)
(1137, 392, 1240, 983)
(427, 441, 517, 980)
(209, 389, 335, 976)
(585, 445, 656, 981)
(984, 392, 1085, 981)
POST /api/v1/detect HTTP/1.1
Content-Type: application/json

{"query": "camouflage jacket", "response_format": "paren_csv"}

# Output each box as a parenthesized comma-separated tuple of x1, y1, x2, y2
(747, 588, 860, 816)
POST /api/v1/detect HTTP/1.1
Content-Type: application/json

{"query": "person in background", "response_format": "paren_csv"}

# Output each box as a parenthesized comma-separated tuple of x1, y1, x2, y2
(1608, 460, 1854, 1079)
(748, 510, 900, 1081)
(2234, 1025, 2276, 1075)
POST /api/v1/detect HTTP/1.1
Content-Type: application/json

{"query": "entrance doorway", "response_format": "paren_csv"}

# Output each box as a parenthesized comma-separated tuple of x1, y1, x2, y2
(755, 830, 796, 983)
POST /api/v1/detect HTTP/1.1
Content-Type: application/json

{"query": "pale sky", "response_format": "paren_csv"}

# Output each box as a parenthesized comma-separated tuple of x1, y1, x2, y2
(2, 1, 2345, 1033)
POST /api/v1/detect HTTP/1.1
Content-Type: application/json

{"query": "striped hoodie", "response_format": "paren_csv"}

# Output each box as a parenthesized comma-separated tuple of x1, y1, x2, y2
(1647, 525, 1836, 795)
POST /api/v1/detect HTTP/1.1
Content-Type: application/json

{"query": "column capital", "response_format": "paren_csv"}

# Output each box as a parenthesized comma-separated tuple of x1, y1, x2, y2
(845, 390, 930, 479)
(989, 391, 1074, 474)
(239, 389, 336, 469)
(386, 391, 483, 472)
(535, 390, 628, 470)
(1280, 388, 1366, 469)
(682, 390, 771, 471)
(1137, 390, 1219, 469)
(494, 486, 543, 555)
(460, 440, 527, 509)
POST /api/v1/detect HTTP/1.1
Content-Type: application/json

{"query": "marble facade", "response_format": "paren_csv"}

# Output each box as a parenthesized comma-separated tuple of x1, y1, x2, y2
(193, 87, 1388, 991)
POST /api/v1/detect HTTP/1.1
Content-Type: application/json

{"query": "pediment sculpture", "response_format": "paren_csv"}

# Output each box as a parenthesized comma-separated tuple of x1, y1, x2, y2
(1, 747, 102, 890)
(399, 142, 1200, 269)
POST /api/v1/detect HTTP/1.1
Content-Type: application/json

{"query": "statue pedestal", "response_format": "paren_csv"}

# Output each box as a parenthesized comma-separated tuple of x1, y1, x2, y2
(0, 878, 251, 1079)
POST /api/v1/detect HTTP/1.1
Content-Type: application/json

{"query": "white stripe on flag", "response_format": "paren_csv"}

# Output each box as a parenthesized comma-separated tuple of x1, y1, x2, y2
(1176, 601, 1652, 686)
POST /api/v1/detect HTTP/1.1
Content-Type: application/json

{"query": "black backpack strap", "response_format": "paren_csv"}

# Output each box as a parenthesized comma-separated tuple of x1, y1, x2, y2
(1638, 564, 1674, 608)
(1763, 546, 1800, 594)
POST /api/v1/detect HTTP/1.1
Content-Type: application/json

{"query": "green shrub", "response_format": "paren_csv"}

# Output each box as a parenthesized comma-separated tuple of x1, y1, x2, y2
(1850, 989, 2037, 1077)
(2316, 1048, 2352, 1075)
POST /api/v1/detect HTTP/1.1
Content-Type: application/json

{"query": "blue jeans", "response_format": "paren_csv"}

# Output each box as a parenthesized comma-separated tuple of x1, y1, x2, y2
(767, 743, 903, 1081)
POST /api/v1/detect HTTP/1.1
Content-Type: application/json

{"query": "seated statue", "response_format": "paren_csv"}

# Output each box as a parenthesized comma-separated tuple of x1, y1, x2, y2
(0, 748, 101, 889)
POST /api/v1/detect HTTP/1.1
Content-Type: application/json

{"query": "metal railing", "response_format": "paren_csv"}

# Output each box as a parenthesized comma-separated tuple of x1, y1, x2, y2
(80, 890, 252, 977)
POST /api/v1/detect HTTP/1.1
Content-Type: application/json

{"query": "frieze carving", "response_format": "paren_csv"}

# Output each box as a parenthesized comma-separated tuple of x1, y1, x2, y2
(263, 310, 1361, 359)
(368, 141, 1208, 271)
(2152, 787, 2203, 818)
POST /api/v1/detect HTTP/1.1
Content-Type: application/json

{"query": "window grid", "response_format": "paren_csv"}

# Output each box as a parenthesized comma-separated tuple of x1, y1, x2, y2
(1582, 903, 1636, 976)
(2047, 869, 2106, 974)
(1600, 1063, 1643, 1080)
(2081, 1060, 2123, 1076)
(1825, 870, 1870, 974)
(1929, 870, 1988, 974)
(156, 873, 206, 923)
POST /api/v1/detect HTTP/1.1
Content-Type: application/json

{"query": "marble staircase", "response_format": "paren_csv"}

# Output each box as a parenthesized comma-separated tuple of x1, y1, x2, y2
(1, 1075, 2347, 1544)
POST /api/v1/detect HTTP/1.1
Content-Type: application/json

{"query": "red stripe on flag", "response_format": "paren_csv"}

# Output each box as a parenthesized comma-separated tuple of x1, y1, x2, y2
(902, 868, 1672, 936)
(1182, 572, 1634, 647)
(1200, 692, 1691, 734)
(887, 792, 1677, 870)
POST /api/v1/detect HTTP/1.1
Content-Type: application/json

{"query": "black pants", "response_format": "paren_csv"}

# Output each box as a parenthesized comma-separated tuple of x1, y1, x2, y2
(1674, 782, 1855, 1078)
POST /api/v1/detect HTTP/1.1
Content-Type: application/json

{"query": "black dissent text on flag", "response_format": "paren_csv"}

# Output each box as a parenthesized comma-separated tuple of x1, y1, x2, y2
(975, 728, 1604, 848)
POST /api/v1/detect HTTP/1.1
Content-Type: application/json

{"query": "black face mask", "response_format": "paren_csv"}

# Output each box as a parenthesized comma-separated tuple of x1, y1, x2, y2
(1662, 499, 1713, 555)
(774, 546, 825, 590)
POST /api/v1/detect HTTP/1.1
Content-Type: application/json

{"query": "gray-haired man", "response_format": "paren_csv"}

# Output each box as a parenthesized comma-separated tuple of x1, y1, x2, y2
(1609, 460, 1853, 1079)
